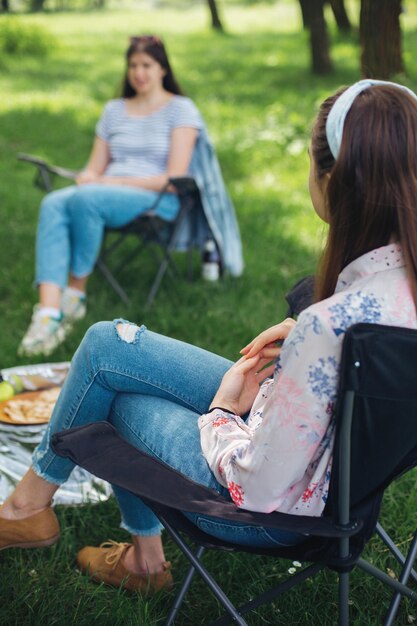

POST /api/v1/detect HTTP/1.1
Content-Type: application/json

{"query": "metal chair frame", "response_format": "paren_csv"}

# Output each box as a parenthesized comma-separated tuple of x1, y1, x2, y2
(18, 153, 203, 308)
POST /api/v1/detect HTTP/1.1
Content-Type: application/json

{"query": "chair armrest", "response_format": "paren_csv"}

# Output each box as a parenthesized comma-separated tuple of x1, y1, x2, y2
(143, 176, 199, 216)
(17, 152, 78, 192)
(51, 422, 361, 538)
(168, 176, 199, 197)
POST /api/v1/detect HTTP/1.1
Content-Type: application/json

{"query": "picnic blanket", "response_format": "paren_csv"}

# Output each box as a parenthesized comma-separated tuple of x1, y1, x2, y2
(0, 362, 111, 505)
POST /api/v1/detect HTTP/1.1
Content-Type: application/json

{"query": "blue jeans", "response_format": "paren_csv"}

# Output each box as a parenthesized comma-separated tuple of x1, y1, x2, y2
(36, 184, 180, 288)
(32, 321, 303, 548)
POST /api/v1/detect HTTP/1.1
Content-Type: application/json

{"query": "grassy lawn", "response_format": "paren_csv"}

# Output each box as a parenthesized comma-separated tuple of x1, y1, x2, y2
(1, 1, 417, 623)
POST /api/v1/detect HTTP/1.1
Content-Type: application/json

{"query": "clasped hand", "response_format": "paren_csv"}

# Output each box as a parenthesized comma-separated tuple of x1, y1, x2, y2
(76, 171, 113, 185)
(209, 318, 296, 416)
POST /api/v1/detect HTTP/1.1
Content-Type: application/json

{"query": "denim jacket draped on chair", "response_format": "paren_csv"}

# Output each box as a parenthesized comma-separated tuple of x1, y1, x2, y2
(176, 125, 244, 277)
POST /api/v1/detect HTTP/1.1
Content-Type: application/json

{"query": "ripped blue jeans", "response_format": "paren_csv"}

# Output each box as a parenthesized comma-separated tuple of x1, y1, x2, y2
(33, 321, 303, 548)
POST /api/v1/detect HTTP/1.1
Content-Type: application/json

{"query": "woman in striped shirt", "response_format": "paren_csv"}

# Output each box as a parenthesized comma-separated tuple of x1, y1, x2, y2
(18, 35, 203, 357)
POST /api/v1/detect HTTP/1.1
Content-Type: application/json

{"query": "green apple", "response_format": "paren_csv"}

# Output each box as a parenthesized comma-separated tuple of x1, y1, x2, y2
(8, 374, 24, 393)
(0, 381, 15, 402)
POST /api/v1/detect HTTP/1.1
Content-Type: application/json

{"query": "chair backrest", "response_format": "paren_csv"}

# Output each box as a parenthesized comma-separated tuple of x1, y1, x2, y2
(327, 323, 417, 520)
(285, 275, 315, 317)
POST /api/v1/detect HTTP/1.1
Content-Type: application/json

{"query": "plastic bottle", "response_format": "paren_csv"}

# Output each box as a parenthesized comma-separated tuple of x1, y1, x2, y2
(202, 238, 221, 282)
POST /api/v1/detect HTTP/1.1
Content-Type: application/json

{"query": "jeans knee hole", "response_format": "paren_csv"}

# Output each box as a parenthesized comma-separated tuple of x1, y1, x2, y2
(115, 322, 141, 344)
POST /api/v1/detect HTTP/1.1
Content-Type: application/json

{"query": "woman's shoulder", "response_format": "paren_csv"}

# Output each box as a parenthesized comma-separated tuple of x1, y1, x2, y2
(170, 95, 201, 114)
(168, 95, 203, 127)
(102, 98, 125, 114)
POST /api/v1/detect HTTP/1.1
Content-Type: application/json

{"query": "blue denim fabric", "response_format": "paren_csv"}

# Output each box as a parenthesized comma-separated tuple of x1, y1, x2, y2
(188, 126, 243, 277)
(35, 185, 179, 287)
(32, 321, 303, 547)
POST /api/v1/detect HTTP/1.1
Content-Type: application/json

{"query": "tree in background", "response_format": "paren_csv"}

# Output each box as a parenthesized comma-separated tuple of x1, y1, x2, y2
(207, 0, 224, 31)
(300, 0, 351, 32)
(360, 0, 403, 78)
(299, 0, 405, 79)
(328, 0, 351, 32)
(299, 0, 332, 74)
(29, 0, 45, 9)
(1, 0, 107, 10)
(0, 0, 405, 80)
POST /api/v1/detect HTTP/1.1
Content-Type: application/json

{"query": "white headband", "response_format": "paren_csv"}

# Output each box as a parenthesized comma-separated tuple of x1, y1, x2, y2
(325, 79, 417, 160)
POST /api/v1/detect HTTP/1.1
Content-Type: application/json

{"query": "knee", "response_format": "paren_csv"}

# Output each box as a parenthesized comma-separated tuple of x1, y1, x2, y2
(67, 187, 99, 216)
(82, 321, 113, 350)
(115, 320, 144, 344)
(81, 320, 144, 353)
(39, 191, 66, 220)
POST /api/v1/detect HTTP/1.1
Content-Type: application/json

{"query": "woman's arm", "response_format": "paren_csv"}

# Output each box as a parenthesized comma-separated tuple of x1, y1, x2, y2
(98, 126, 198, 191)
(209, 318, 297, 417)
(199, 311, 340, 514)
(76, 137, 111, 185)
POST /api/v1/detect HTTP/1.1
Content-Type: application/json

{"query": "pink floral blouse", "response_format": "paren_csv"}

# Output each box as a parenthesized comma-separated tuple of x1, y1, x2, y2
(199, 243, 417, 516)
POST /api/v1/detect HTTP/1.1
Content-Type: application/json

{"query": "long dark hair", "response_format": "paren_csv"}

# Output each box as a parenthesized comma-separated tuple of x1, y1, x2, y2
(121, 35, 183, 97)
(312, 84, 417, 309)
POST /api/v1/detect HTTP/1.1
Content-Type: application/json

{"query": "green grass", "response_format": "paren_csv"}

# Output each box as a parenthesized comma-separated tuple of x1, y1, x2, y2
(1, 1, 417, 623)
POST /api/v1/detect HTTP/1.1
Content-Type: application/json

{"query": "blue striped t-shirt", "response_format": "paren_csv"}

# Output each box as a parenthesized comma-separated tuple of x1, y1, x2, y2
(96, 96, 203, 178)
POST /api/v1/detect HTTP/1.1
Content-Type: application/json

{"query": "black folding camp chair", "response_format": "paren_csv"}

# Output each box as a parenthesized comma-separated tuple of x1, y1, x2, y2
(285, 274, 315, 318)
(17, 153, 204, 308)
(51, 323, 417, 625)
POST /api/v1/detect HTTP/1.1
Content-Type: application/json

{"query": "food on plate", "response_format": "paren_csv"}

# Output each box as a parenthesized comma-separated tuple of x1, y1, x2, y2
(1, 387, 61, 424)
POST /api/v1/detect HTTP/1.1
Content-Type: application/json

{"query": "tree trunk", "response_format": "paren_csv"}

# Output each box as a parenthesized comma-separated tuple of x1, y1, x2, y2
(299, 0, 310, 29)
(29, 0, 46, 10)
(329, 0, 351, 32)
(1, 0, 10, 11)
(360, 0, 404, 78)
(299, 0, 333, 74)
(207, 0, 223, 31)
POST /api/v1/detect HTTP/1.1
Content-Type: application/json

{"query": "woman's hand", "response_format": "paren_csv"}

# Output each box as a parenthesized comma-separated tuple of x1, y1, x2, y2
(209, 354, 276, 417)
(240, 318, 296, 361)
(76, 170, 101, 185)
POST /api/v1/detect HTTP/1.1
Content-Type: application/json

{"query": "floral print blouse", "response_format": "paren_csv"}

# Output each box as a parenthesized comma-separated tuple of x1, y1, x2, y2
(199, 243, 417, 516)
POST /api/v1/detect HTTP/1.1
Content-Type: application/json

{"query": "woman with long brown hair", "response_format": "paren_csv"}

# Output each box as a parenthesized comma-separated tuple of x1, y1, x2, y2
(19, 35, 203, 357)
(2, 80, 417, 594)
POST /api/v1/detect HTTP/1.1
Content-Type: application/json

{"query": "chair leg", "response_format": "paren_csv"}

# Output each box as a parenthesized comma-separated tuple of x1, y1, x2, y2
(145, 257, 172, 309)
(187, 245, 194, 282)
(338, 572, 350, 626)
(95, 258, 130, 305)
(144, 232, 183, 309)
(357, 558, 417, 602)
(209, 562, 324, 626)
(383, 531, 417, 626)
(376, 523, 417, 584)
(160, 517, 248, 626)
(164, 545, 205, 626)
